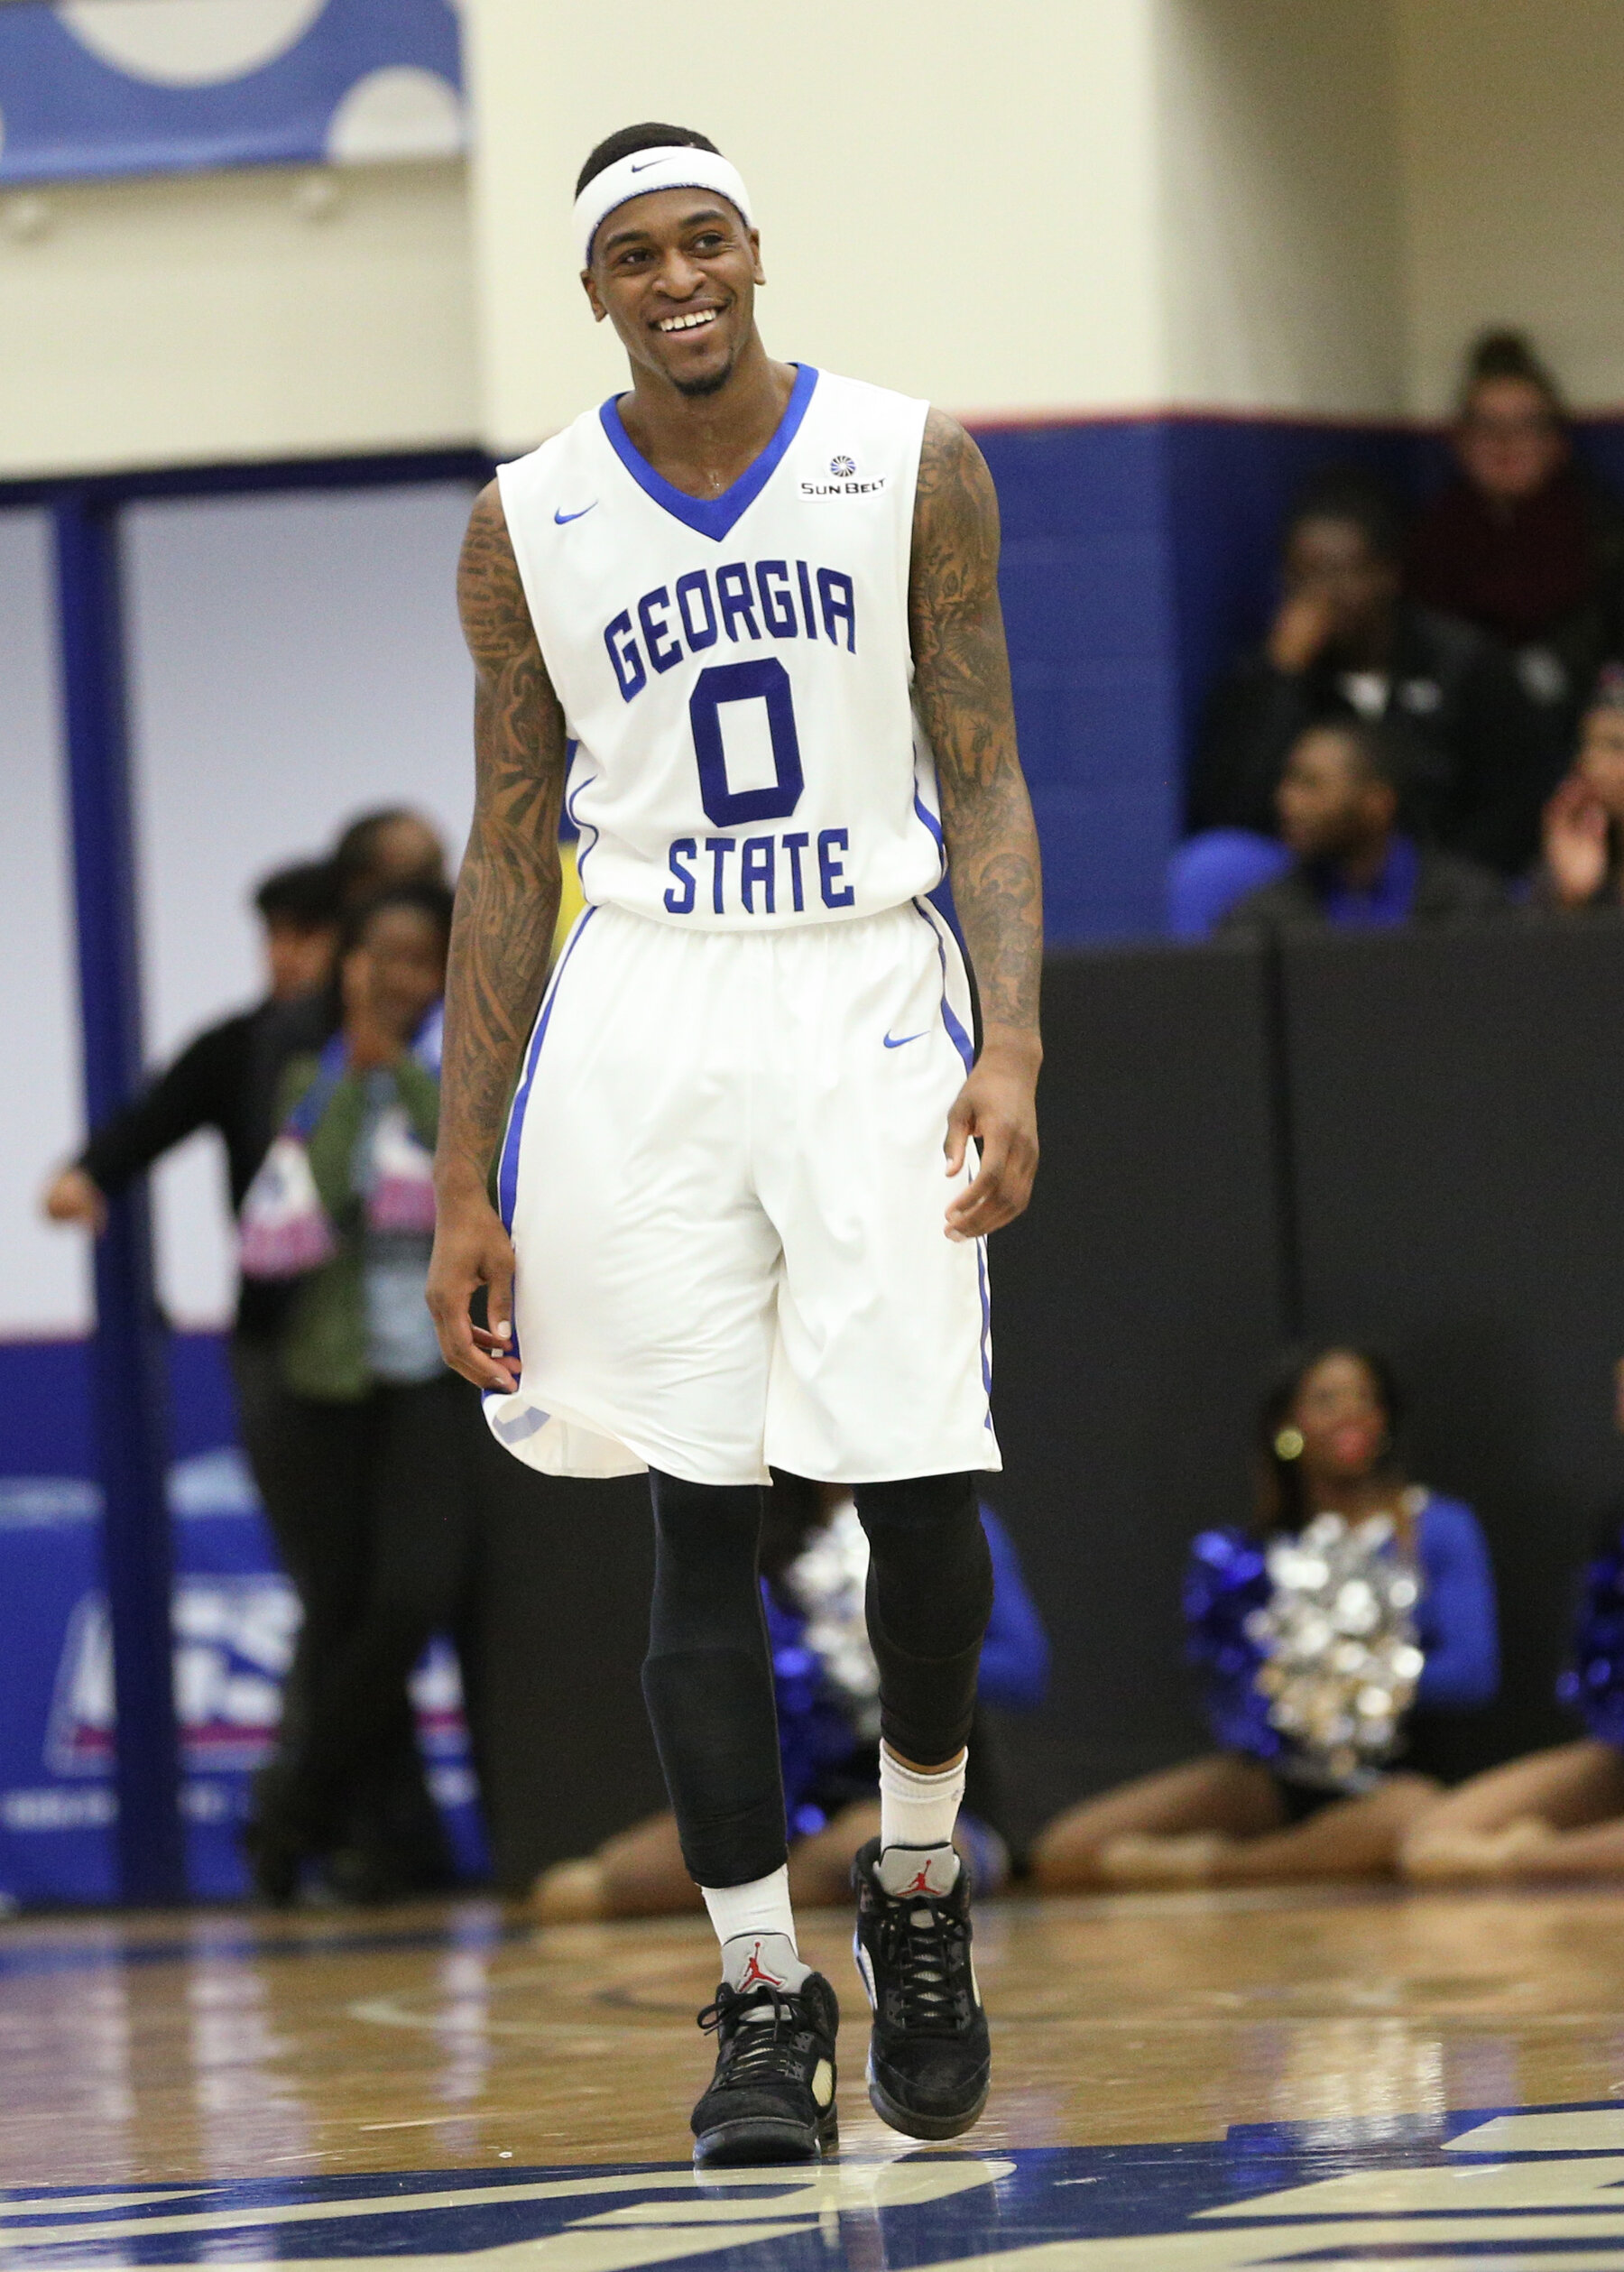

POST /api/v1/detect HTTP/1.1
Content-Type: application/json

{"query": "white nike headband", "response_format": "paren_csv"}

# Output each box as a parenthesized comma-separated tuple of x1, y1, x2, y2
(576, 145, 753, 270)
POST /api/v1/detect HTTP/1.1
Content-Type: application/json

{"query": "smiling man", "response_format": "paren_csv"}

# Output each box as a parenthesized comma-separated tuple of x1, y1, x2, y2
(427, 124, 1042, 2166)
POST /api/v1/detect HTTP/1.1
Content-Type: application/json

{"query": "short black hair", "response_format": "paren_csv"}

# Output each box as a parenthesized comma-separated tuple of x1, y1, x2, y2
(1294, 713, 1412, 799)
(254, 860, 338, 930)
(1461, 326, 1566, 423)
(1285, 466, 1407, 566)
(576, 123, 720, 199)
(330, 806, 444, 901)
(343, 878, 456, 959)
(332, 806, 414, 881)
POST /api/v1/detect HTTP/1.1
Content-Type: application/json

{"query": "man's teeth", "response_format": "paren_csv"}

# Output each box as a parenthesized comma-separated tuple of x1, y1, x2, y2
(659, 309, 719, 332)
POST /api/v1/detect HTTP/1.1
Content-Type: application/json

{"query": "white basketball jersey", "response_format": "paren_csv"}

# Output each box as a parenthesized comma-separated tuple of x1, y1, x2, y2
(497, 365, 946, 929)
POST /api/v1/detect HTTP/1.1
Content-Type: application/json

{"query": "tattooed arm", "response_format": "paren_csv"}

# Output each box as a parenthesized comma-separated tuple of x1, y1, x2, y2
(427, 481, 568, 1390)
(910, 408, 1042, 1239)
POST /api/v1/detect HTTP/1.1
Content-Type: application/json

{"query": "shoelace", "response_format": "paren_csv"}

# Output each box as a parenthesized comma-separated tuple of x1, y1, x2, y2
(697, 1983, 808, 2086)
(877, 1895, 970, 2034)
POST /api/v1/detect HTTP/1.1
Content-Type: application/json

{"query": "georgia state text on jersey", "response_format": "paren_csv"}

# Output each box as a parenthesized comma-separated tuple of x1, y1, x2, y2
(497, 365, 946, 929)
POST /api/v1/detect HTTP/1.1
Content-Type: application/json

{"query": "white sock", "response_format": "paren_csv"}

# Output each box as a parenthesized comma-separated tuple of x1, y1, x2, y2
(877, 1746, 966, 1894)
(700, 1866, 809, 1991)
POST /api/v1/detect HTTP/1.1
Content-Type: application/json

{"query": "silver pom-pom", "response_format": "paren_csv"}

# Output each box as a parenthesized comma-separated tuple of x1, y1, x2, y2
(1250, 1507, 1425, 1787)
(783, 1499, 881, 1739)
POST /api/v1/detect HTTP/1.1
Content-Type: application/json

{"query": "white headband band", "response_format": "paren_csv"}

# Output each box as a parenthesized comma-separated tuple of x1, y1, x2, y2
(576, 146, 753, 270)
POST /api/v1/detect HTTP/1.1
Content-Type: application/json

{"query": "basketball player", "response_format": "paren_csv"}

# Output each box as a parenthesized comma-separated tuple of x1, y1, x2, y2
(427, 125, 1042, 2165)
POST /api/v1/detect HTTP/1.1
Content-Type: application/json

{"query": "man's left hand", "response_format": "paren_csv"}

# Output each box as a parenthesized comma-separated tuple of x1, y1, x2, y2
(943, 1041, 1039, 1241)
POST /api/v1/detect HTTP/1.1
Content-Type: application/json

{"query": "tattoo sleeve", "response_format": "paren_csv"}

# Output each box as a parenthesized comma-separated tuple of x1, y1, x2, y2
(909, 409, 1043, 1042)
(437, 481, 569, 1187)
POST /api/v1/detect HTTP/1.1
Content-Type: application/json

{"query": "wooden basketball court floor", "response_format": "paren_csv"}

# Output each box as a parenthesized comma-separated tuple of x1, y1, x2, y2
(7, 1884, 1624, 2266)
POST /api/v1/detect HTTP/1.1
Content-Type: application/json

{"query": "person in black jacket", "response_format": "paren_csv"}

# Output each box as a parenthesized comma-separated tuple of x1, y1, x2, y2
(42, 834, 458, 1903)
(1219, 717, 1503, 938)
(1191, 469, 1537, 873)
(42, 861, 340, 1251)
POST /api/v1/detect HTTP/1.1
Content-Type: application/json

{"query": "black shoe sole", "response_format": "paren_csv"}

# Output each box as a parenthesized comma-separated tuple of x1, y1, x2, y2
(866, 2054, 988, 2141)
(692, 2108, 838, 2166)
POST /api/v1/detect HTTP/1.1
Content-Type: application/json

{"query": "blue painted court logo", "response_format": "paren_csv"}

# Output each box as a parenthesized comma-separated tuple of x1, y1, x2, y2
(7, 2102, 1624, 2267)
(829, 456, 856, 478)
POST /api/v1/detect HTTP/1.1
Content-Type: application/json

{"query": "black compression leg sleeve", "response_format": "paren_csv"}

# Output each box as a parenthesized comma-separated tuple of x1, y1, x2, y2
(854, 1472, 993, 1766)
(641, 1470, 789, 1889)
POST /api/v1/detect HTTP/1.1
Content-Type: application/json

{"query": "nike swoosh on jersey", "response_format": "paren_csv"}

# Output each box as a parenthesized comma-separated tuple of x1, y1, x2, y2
(883, 1030, 928, 1048)
(554, 503, 597, 524)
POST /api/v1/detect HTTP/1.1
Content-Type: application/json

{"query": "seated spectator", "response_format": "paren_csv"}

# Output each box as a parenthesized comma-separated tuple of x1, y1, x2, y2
(1528, 665, 1624, 913)
(1190, 469, 1531, 873)
(240, 880, 484, 1905)
(1218, 718, 1503, 937)
(1166, 829, 1290, 940)
(1404, 1364, 1624, 1883)
(1030, 1345, 1498, 1889)
(533, 1476, 1049, 1919)
(1410, 329, 1624, 816)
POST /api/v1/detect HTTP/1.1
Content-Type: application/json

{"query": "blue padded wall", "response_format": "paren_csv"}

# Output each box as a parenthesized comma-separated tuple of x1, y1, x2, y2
(979, 420, 1183, 946)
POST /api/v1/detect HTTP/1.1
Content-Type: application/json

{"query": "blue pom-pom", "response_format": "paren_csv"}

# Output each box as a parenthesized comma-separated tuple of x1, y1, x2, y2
(1183, 1528, 1281, 1760)
(1562, 1534, 1624, 1748)
(764, 1584, 863, 1818)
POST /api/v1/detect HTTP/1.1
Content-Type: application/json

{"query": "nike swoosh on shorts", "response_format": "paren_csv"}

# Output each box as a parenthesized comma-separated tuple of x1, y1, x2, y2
(883, 1030, 927, 1048)
(555, 503, 597, 524)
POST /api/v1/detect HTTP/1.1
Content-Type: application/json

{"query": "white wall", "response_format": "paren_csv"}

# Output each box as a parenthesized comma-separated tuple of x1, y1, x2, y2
(5, 8, 1624, 462)
(1397, 0, 1624, 414)
(1156, 0, 1406, 416)
(124, 482, 477, 1327)
(0, 513, 93, 1337)
(0, 160, 476, 476)
(458, 0, 1168, 446)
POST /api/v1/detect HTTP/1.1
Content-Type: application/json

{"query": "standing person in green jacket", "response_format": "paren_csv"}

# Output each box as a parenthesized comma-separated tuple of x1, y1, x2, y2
(241, 880, 483, 1904)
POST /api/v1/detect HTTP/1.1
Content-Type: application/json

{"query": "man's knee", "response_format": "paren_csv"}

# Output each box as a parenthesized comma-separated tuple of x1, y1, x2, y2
(854, 1472, 993, 1654)
(646, 1471, 764, 1655)
(854, 1473, 992, 1767)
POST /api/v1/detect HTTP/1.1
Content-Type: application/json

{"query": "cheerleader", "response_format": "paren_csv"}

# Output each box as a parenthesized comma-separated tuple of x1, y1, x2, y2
(1405, 1368, 1624, 1880)
(1032, 1345, 1499, 1889)
(536, 1473, 1050, 1919)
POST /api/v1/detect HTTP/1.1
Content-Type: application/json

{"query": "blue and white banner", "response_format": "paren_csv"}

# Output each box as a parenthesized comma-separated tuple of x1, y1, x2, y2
(0, 1442, 488, 1907)
(0, 0, 464, 186)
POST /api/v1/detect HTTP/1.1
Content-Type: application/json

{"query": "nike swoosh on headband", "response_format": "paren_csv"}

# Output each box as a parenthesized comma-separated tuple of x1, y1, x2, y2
(883, 1030, 928, 1048)
(554, 503, 597, 524)
(629, 159, 667, 172)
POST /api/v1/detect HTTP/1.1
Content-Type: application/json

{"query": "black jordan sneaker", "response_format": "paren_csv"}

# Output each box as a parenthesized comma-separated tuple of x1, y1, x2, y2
(852, 1836, 991, 2138)
(690, 1969, 840, 2166)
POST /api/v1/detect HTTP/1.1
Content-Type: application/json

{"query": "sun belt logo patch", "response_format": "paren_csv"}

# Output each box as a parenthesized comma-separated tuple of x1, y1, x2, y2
(829, 455, 855, 476)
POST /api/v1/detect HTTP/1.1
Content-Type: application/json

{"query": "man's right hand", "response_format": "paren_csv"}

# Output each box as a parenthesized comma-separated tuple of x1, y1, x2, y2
(42, 1166, 107, 1233)
(427, 1177, 521, 1391)
(1543, 772, 1610, 907)
(1266, 589, 1337, 675)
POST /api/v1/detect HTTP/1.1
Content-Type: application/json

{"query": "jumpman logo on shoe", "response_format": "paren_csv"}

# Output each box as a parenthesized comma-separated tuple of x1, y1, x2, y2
(903, 1864, 939, 1896)
(737, 1940, 784, 1990)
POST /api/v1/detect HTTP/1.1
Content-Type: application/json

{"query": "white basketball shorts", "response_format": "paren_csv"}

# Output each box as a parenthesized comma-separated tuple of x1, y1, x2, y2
(483, 896, 999, 1487)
